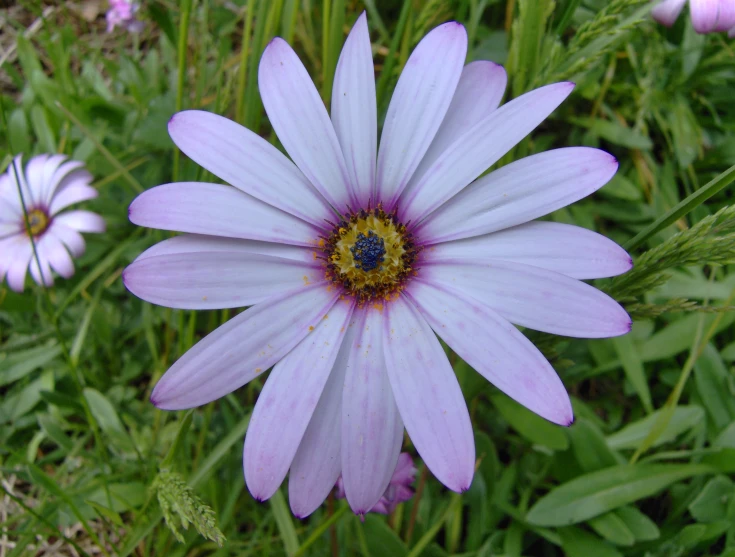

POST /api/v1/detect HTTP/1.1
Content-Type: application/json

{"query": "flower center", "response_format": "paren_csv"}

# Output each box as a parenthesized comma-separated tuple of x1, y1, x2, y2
(322, 207, 419, 305)
(26, 209, 49, 237)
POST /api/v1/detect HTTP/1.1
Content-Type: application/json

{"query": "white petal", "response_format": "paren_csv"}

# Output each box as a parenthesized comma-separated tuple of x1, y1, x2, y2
(244, 298, 354, 501)
(376, 22, 468, 207)
(341, 307, 404, 515)
(150, 284, 339, 409)
(384, 295, 475, 491)
(331, 12, 377, 208)
(399, 83, 575, 223)
(289, 319, 358, 518)
(47, 222, 85, 258)
(426, 222, 632, 279)
(417, 147, 618, 243)
(259, 38, 358, 211)
(420, 259, 631, 338)
(48, 170, 97, 215)
(128, 182, 319, 246)
(168, 110, 334, 226)
(53, 210, 105, 233)
(123, 251, 324, 309)
(408, 61, 507, 187)
(40, 232, 75, 279)
(407, 279, 573, 426)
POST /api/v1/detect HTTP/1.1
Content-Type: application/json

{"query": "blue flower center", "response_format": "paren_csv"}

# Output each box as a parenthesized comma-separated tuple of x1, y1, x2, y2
(350, 230, 385, 272)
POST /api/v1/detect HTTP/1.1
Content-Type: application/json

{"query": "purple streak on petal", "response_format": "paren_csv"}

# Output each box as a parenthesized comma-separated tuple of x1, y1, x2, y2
(341, 306, 404, 514)
(150, 283, 340, 410)
(384, 296, 474, 492)
(406, 280, 574, 426)
(244, 298, 354, 502)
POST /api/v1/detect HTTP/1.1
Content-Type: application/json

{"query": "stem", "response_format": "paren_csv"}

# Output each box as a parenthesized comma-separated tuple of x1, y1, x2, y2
(173, 0, 193, 182)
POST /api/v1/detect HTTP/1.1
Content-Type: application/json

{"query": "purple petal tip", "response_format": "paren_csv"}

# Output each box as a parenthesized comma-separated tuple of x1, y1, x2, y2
(565, 415, 575, 427)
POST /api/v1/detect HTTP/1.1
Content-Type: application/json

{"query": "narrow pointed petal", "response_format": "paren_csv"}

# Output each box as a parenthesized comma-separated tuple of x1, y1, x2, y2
(690, 0, 719, 32)
(24, 155, 50, 206)
(128, 183, 320, 246)
(42, 159, 83, 205)
(420, 259, 631, 338)
(331, 12, 377, 207)
(417, 147, 618, 243)
(168, 111, 333, 226)
(244, 299, 354, 502)
(47, 222, 85, 258)
(134, 234, 317, 264)
(48, 173, 98, 215)
(29, 250, 54, 287)
(342, 307, 404, 514)
(6, 240, 32, 292)
(150, 284, 339, 410)
(41, 233, 75, 279)
(259, 38, 358, 211)
(289, 320, 358, 518)
(426, 222, 632, 280)
(407, 280, 573, 426)
(408, 61, 507, 187)
(53, 210, 105, 233)
(377, 22, 467, 207)
(384, 296, 474, 492)
(400, 83, 575, 223)
(651, 0, 687, 26)
(123, 251, 323, 309)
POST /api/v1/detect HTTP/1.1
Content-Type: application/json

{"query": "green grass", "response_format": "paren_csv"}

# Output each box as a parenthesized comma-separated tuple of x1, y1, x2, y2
(2, 0, 735, 555)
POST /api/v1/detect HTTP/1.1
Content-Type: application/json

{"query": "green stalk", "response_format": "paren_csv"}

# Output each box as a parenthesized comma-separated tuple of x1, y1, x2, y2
(173, 0, 193, 182)
(235, 0, 257, 124)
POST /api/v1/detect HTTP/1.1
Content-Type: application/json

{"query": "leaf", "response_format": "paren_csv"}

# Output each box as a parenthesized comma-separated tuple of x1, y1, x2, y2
(694, 344, 735, 429)
(0, 342, 61, 387)
(569, 419, 621, 473)
(571, 117, 653, 150)
(83, 388, 135, 453)
(526, 463, 713, 526)
(688, 475, 734, 523)
(364, 515, 409, 557)
(611, 335, 652, 413)
(558, 527, 623, 557)
(613, 506, 659, 541)
(588, 511, 635, 546)
(491, 394, 569, 451)
(606, 405, 704, 450)
(270, 489, 299, 557)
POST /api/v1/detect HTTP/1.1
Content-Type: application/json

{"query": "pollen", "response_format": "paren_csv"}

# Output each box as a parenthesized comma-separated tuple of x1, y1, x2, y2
(321, 206, 420, 305)
(26, 209, 49, 237)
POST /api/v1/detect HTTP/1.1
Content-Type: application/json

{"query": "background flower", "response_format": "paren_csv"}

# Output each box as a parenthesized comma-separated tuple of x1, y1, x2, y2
(652, 0, 735, 33)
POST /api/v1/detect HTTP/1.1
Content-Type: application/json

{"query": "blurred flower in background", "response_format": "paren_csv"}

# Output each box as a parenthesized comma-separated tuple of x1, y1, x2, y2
(106, 0, 144, 33)
(335, 453, 417, 516)
(0, 155, 105, 292)
(652, 0, 735, 34)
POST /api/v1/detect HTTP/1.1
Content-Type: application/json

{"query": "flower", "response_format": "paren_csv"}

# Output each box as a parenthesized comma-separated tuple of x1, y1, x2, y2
(651, 0, 735, 34)
(1, 155, 105, 292)
(106, 0, 143, 33)
(335, 453, 416, 515)
(123, 14, 632, 517)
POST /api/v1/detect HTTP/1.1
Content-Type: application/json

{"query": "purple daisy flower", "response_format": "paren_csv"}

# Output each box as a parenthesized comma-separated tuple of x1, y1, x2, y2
(124, 15, 632, 517)
(106, 0, 144, 34)
(652, 0, 735, 34)
(1, 155, 105, 292)
(336, 453, 416, 515)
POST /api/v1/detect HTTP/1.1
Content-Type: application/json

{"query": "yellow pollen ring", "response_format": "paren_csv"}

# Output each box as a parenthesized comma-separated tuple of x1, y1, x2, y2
(26, 209, 49, 237)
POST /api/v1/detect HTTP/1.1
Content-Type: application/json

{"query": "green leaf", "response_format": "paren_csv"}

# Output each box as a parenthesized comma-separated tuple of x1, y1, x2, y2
(613, 506, 659, 541)
(611, 335, 652, 413)
(571, 117, 653, 150)
(491, 394, 569, 451)
(83, 388, 135, 453)
(270, 488, 299, 556)
(688, 475, 734, 523)
(161, 411, 194, 469)
(0, 342, 61, 387)
(30, 105, 56, 153)
(694, 343, 735, 429)
(364, 515, 408, 557)
(569, 419, 621, 473)
(526, 463, 713, 526)
(558, 526, 623, 557)
(606, 405, 704, 450)
(588, 511, 635, 546)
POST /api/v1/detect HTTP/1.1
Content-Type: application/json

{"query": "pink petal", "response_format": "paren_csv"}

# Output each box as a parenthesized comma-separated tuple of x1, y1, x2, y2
(420, 259, 631, 338)
(168, 111, 333, 227)
(341, 307, 404, 515)
(417, 147, 618, 243)
(714, 0, 735, 31)
(259, 38, 358, 211)
(691, 0, 720, 32)
(331, 12, 377, 207)
(408, 61, 507, 188)
(123, 251, 323, 309)
(244, 298, 354, 501)
(377, 22, 467, 208)
(384, 296, 474, 492)
(53, 210, 105, 233)
(47, 222, 85, 258)
(289, 319, 358, 518)
(134, 234, 316, 264)
(150, 283, 339, 410)
(128, 183, 318, 246)
(651, 0, 687, 26)
(425, 222, 632, 280)
(406, 280, 573, 426)
(399, 82, 575, 223)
